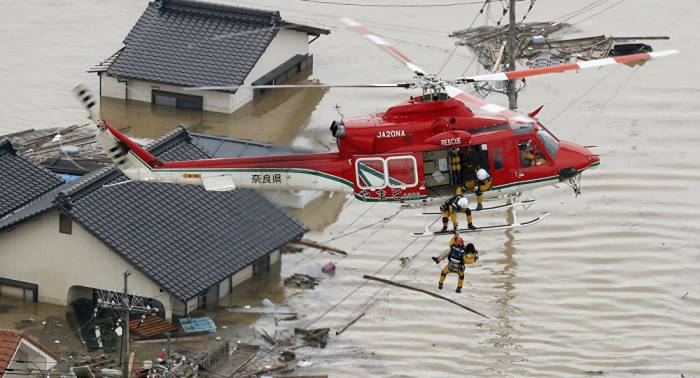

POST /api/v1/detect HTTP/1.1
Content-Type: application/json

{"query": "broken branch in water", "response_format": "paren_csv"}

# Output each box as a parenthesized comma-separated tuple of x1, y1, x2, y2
(292, 239, 348, 255)
(362, 275, 489, 319)
(335, 311, 366, 336)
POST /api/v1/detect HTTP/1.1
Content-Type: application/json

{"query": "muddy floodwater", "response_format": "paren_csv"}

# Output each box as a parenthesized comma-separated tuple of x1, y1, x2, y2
(2, 0, 700, 377)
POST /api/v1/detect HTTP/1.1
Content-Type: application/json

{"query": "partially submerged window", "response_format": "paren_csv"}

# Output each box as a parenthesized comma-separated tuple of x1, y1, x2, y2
(59, 213, 72, 234)
(152, 90, 203, 111)
(253, 255, 270, 276)
(537, 128, 559, 158)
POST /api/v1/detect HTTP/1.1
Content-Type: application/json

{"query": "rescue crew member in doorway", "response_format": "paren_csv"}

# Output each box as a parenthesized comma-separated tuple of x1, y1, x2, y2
(432, 235, 479, 293)
(440, 195, 476, 232)
(460, 153, 477, 192)
(474, 168, 492, 211)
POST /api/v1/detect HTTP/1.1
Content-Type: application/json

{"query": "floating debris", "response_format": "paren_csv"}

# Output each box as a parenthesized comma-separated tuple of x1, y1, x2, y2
(284, 273, 321, 289)
(294, 328, 329, 348)
(322, 262, 336, 275)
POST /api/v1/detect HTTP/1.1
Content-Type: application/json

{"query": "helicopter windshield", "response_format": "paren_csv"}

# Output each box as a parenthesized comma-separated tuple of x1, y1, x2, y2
(537, 128, 559, 158)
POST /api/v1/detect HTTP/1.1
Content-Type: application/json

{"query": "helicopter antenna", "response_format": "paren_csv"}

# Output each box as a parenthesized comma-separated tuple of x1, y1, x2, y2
(334, 103, 345, 120)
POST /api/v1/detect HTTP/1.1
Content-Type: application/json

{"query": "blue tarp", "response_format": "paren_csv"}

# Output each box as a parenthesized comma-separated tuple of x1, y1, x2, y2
(179, 316, 216, 333)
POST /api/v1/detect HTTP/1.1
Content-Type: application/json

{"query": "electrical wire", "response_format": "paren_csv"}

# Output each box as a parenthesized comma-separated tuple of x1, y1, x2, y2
(295, 0, 517, 7)
(303, 211, 437, 329)
(551, 0, 608, 22)
(570, 0, 626, 26)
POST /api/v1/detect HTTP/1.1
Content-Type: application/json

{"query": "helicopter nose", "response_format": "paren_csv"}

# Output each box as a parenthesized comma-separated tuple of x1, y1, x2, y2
(557, 141, 600, 171)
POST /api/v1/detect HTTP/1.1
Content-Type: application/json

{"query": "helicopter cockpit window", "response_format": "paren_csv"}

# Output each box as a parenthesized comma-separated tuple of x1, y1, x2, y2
(518, 139, 548, 168)
(512, 124, 534, 135)
(537, 128, 559, 158)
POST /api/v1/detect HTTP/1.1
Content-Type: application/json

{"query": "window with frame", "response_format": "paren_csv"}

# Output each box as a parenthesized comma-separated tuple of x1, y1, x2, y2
(386, 156, 418, 188)
(152, 90, 203, 111)
(356, 158, 386, 189)
(518, 139, 548, 168)
(253, 255, 270, 275)
(492, 147, 504, 170)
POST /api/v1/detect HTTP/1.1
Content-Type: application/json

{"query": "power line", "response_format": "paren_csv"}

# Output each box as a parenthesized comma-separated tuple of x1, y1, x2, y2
(295, 0, 519, 8)
(570, 0, 626, 26)
(552, 0, 608, 22)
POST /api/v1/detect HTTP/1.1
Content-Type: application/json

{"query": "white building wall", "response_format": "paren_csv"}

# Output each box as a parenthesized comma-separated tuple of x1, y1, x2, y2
(270, 250, 280, 265)
(101, 74, 235, 113)
(231, 266, 253, 287)
(218, 278, 230, 299)
(0, 210, 178, 319)
(231, 29, 310, 110)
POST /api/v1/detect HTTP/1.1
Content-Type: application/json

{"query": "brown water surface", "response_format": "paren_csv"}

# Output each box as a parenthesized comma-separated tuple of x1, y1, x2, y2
(1, 1, 699, 377)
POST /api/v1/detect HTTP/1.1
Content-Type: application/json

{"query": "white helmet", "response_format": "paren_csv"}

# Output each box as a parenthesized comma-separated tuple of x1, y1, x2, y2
(457, 197, 469, 209)
(476, 168, 490, 181)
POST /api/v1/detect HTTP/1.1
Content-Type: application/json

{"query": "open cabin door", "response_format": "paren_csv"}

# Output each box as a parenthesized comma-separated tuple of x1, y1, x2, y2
(353, 154, 424, 201)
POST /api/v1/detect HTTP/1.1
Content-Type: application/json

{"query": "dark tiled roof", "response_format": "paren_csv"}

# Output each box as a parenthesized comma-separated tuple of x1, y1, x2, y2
(0, 183, 69, 233)
(0, 139, 64, 219)
(190, 132, 311, 158)
(57, 127, 307, 302)
(107, 0, 282, 88)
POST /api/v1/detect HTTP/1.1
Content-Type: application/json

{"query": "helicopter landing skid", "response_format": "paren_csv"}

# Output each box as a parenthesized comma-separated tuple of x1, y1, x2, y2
(412, 212, 550, 237)
(417, 198, 536, 215)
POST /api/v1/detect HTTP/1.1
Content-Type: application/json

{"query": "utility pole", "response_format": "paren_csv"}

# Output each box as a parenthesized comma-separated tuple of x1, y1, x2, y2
(121, 271, 131, 378)
(165, 332, 173, 378)
(506, 0, 518, 110)
(95, 271, 159, 378)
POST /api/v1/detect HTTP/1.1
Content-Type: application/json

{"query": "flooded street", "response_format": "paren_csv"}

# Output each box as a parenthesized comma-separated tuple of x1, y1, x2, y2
(2, 0, 700, 376)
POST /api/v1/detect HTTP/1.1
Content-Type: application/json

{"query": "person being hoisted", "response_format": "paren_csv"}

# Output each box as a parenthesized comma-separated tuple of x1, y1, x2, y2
(474, 168, 492, 211)
(440, 194, 475, 232)
(431, 234, 479, 293)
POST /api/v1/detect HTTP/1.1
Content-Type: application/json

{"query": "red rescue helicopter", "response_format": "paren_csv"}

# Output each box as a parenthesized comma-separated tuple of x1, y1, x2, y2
(75, 19, 677, 235)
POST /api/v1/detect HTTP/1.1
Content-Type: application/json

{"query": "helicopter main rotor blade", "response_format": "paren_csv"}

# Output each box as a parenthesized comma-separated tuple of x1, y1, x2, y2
(341, 18, 427, 77)
(444, 85, 533, 123)
(455, 50, 679, 83)
(185, 83, 414, 91)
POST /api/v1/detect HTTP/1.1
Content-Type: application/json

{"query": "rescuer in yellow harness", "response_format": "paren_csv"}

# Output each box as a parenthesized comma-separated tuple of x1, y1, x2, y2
(474, 168, 492, 211)
(432, 235, 479, 293)
(440, 195, 475, 232)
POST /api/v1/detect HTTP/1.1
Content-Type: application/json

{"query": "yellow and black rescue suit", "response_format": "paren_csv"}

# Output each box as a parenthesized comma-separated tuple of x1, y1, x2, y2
(475, 176, 492, 210)
(440, 195, 475, 232)
(438, 243, 478, 293)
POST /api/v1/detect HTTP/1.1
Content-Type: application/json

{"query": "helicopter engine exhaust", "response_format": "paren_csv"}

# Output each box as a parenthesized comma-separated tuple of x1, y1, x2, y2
(330, 120, 346, 139)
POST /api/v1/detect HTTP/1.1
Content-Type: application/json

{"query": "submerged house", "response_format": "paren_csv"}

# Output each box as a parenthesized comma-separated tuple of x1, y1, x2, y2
(89, 0, 329, 113)
(0, 130, 307, 319)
